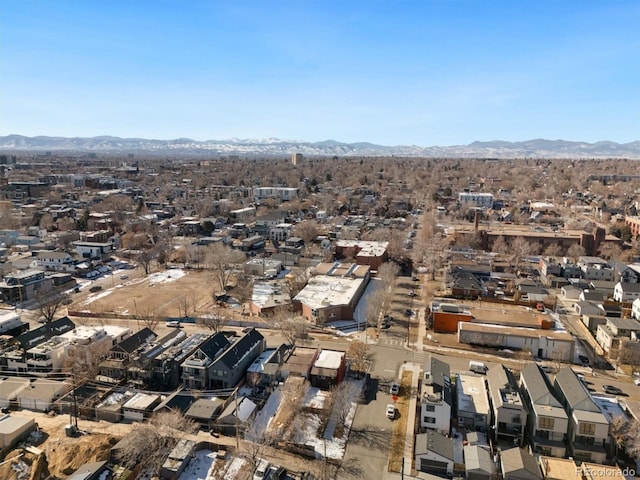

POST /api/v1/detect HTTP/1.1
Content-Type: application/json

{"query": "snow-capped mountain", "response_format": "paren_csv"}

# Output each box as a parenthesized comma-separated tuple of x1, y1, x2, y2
(0, 134, 639, 158)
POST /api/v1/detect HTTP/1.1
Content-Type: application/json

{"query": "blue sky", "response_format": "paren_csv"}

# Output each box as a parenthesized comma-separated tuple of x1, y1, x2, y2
(1, 1, 639, 145)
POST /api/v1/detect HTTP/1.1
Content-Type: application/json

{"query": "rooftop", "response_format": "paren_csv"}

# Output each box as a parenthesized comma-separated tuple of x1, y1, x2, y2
(313, 350, 345, 370)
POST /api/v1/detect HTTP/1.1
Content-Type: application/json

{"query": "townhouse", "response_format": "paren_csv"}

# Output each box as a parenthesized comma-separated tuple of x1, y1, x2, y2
(487, 365, 526, 446)
(519, 363, 568, 458)
(553, 368, 610, 463)
(420, 356, 452, 435)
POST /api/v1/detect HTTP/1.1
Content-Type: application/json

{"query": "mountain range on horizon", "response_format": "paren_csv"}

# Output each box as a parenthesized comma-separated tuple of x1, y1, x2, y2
(1, 134, 640, 159)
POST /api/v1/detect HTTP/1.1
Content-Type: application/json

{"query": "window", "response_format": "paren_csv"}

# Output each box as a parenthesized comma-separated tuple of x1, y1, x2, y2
(539, 416, 555, 430)
(578, 422, 596, 435)
(426, 405, 436, 412)
(424, 417, 436, 424)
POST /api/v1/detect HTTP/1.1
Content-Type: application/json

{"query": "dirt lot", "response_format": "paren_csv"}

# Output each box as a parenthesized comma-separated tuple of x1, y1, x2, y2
(69, 268, 230, 320)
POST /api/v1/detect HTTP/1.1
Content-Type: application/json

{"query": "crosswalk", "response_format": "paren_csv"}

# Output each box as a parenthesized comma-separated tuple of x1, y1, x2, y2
(379, 338, 405, 347)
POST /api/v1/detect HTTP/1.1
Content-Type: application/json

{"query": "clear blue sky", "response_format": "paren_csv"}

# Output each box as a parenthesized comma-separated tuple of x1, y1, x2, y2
(1, 1, 639, 145)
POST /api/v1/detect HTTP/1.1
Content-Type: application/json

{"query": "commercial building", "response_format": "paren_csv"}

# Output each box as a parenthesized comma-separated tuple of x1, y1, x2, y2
(458, 323, 575, 362)
(294, 262, 370, 325)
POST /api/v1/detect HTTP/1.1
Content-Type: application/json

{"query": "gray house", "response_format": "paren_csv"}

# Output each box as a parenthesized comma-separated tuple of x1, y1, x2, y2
(415, 431, 455, 477)
(181, 333, 231, 390)
(500, 447, 542, 480)
(209, 328, 265, 389)
(553, 368, 609, 463)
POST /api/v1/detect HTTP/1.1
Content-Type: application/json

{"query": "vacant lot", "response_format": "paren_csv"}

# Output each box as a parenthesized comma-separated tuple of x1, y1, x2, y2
(71, 268, 220, 319)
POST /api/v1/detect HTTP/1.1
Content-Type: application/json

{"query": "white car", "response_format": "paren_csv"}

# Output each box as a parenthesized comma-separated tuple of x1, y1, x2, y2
(253, 459, 271, 480)
(386, 404, 396, 419)
(166, 321, 181, 328)
(634, 378, 640, 386)
(390, 383, 400, 395)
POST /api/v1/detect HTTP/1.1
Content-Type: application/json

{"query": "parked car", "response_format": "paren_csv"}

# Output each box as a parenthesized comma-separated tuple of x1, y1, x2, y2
(390, 383, 400, 395)
(634, 378, 640, 386)
(386, 404, 396, 419)
(602, 385, 624, 395)
(381, 322, 391, 330)
(253, 459, 271, 480)
(166, 321, 181, 328)
(89, 285, 102, 293)
(120, 274, 129, 280)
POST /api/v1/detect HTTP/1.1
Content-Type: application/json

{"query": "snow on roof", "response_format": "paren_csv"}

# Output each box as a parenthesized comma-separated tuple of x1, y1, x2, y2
(294, 275, 365, 310)
(314, 350, 344, 370)
(123, 392, 160, 411)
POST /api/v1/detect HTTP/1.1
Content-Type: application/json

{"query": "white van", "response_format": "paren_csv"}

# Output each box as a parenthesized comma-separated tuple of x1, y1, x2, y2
(253, 459, 271, 480)
(469, 361, 488, 374)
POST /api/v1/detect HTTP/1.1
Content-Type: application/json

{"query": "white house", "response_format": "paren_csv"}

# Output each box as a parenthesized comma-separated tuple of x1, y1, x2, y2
(420, 357, 452, 434)
(613, 281, 640, 303)
(36, 251, 75, 272)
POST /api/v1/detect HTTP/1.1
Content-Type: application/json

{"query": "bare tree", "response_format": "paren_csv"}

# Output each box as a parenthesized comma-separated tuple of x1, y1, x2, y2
(543, 243, 563, 257)
(366, 287, 391, 328)
(269, 307, 308, 345)
(136, 303, 161, 331)
(242, 420, 275, 472)
(32, 290, 68, 324)
(377, 262, 399, 291)
(198, 308, 228, 334)
(329, 380, 362, 426)
(566, 244, 586, 263)
(204, 243, 246, 293)
(137, 249, 155, 275)
(175, 291, 197, 319)
(346, 341, 373, 378)
(114, 410, 198, 476)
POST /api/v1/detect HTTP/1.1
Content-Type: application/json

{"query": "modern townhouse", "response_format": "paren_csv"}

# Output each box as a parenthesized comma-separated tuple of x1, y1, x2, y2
(553, 368, 610, 463)
(519, 363, 568, 458)
(487, 365, 526, 446)
(420, 356, 453, 435)
(456, 373, 490, 433)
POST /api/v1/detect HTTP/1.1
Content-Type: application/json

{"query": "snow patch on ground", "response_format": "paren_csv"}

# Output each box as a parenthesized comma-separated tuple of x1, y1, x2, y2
(81, 289, 114, 305)
(222, 457, 247, 479)
(148, 269, 186, 283)
(251, 388, 283, 437)
(302, 387, 329, 410)
(178, 449, 217, 480)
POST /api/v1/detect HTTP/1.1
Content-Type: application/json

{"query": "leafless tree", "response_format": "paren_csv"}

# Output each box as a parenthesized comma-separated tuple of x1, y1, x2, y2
(377, 262, 399, 291)
(329, 380, 362, 426)
(204, 243, 246, 293)
(136, 304, 162, 331)
(566, 244, 586, 263)
(269, 307, 308, 345)
(346, 341, 373, 378)
(114, 410, 198, 476)
(32, 290, 68, 324)
(366, 287, 391, 328)
(543, 243, 563, 257)
(242, 420, 276, 472)
(175, 291, 197, 319)
(198, 308, 228, 333)
(284, 269, 310, 305)
(137, 249, 155, 275)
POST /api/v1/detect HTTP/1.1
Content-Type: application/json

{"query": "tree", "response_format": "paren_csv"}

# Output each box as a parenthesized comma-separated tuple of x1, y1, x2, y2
(329, 380, 361, 426)
(377, 262, 399, 291)
(511, 236, 534, 270)
(543, 243, 563, 257)
(269, 307, 308, 345)
(114, 410, 198, 476)
(198, 308, 228, 334)
(566, 244, 586, 263)
(204, 243, 246, 293)
(175, 291, 197, 319)
(491, 236, 510, 255)
(242, 419, 276, 472)
(32, 290, 68, 324)
(365, 287, 391, 328)
(135, 303, 162, 331)
(346, 341, 373, 378)
(137, 249, 156, 275)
